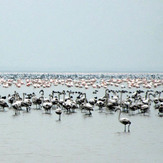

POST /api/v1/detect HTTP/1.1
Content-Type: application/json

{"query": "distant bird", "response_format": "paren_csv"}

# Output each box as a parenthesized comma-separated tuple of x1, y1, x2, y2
(89, 97, 97, 105)
(42, 99, 52, 114)
(32, 93, 43, 109)
(21, 93, 32, 112)
(8, 94, 15, 106)
(158, 103, 163, 115)
(81, 103, 93, 115)
(55, 107, 62, 120)
(80, 93, 93, 115)
(50, 91, 59, 106)
(0, 97, 9, 111)
(115, 108, 131, 132)
(12, 101, 22, 115)
(96, 99, 105, 110)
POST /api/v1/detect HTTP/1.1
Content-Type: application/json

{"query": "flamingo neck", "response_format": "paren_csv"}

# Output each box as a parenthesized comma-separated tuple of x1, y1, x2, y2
(63, 93, 65, 102)
(145, 91, 148, 100)
(105, 93, 109, 104)
(52, 92, 54, 98)
(84, 93, 87, 104)
(120, 92, 123, 105)
(118, 109, 121, 121)
(58, 93, 60, 100)
(23, 93, 25, 101)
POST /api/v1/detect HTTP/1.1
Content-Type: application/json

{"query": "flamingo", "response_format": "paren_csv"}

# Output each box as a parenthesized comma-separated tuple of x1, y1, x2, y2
(75, 92, 85, 107)
(0, 96, 9, 111)
(32, 92, 43, 109)
(105, 90, 118, 111)
(115, 108, 131, 132)
(55, 107, 62, 120)
(50, 91, 59, 107)
(65, 91, 77, 113)
(8, 94, 15, 106)
(81, 103, 93, 115)
(89, 97, 97, 106)
(158, 104, 163, 115)
(155, 102, 163, 115)
(12, 100, 22, 115)
(63, 99, 72, 113)
(80, 93, 93, 115)
(21, 93, 32, 112)
(96, 98, 105, 110)
(42, 99, 52, 114)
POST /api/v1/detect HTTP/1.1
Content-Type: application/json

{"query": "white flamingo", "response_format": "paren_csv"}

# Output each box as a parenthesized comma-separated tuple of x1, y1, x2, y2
(0, 96, 9, 111)
(55, 107, 62, 120)
(42, 99, 52, 114)
(115, 108, 131, 132)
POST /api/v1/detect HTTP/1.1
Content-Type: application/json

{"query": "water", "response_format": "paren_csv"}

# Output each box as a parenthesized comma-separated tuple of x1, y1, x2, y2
(0, 79, 163, 163)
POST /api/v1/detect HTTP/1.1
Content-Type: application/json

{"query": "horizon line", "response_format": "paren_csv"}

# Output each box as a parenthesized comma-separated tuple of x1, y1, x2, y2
(0, 70, 163, 74)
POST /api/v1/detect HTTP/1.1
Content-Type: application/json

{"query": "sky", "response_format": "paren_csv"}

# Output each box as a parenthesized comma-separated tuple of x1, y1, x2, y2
(0, 0, 162, 72)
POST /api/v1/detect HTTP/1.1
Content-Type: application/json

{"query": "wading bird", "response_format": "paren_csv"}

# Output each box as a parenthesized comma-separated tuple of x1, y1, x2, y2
(115, 108, 131, 132)
(55, 107, 62, 120)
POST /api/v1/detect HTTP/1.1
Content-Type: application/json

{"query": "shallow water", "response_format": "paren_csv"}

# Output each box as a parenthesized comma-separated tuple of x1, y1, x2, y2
(0, 83, 163, 163)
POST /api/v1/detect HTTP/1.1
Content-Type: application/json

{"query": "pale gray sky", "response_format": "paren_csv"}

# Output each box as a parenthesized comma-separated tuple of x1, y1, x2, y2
(0, 0, 162, 72)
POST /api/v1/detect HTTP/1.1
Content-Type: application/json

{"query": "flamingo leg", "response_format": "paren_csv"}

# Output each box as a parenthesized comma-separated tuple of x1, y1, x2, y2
(128, 124, 130, 132)
(124, 125, 126, 132)
(59, 114, 61, 121)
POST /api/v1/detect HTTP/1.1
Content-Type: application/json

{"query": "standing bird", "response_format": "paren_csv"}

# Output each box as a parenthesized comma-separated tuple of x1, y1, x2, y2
(21, 93, 32, 112)
(12, 101, 22, 115)
(115, 108, 131, 132)
(32, 93, 43, 109)
(0, 96, 9, 111)
(55, 107, 62, 121)
(42, 99, 52, 114)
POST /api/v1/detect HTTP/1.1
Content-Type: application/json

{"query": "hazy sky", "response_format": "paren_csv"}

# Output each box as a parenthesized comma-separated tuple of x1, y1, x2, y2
(0, 0, 162, 72)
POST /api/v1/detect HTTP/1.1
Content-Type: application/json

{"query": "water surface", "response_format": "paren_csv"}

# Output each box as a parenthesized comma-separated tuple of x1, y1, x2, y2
(0, 82, 162, 163)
